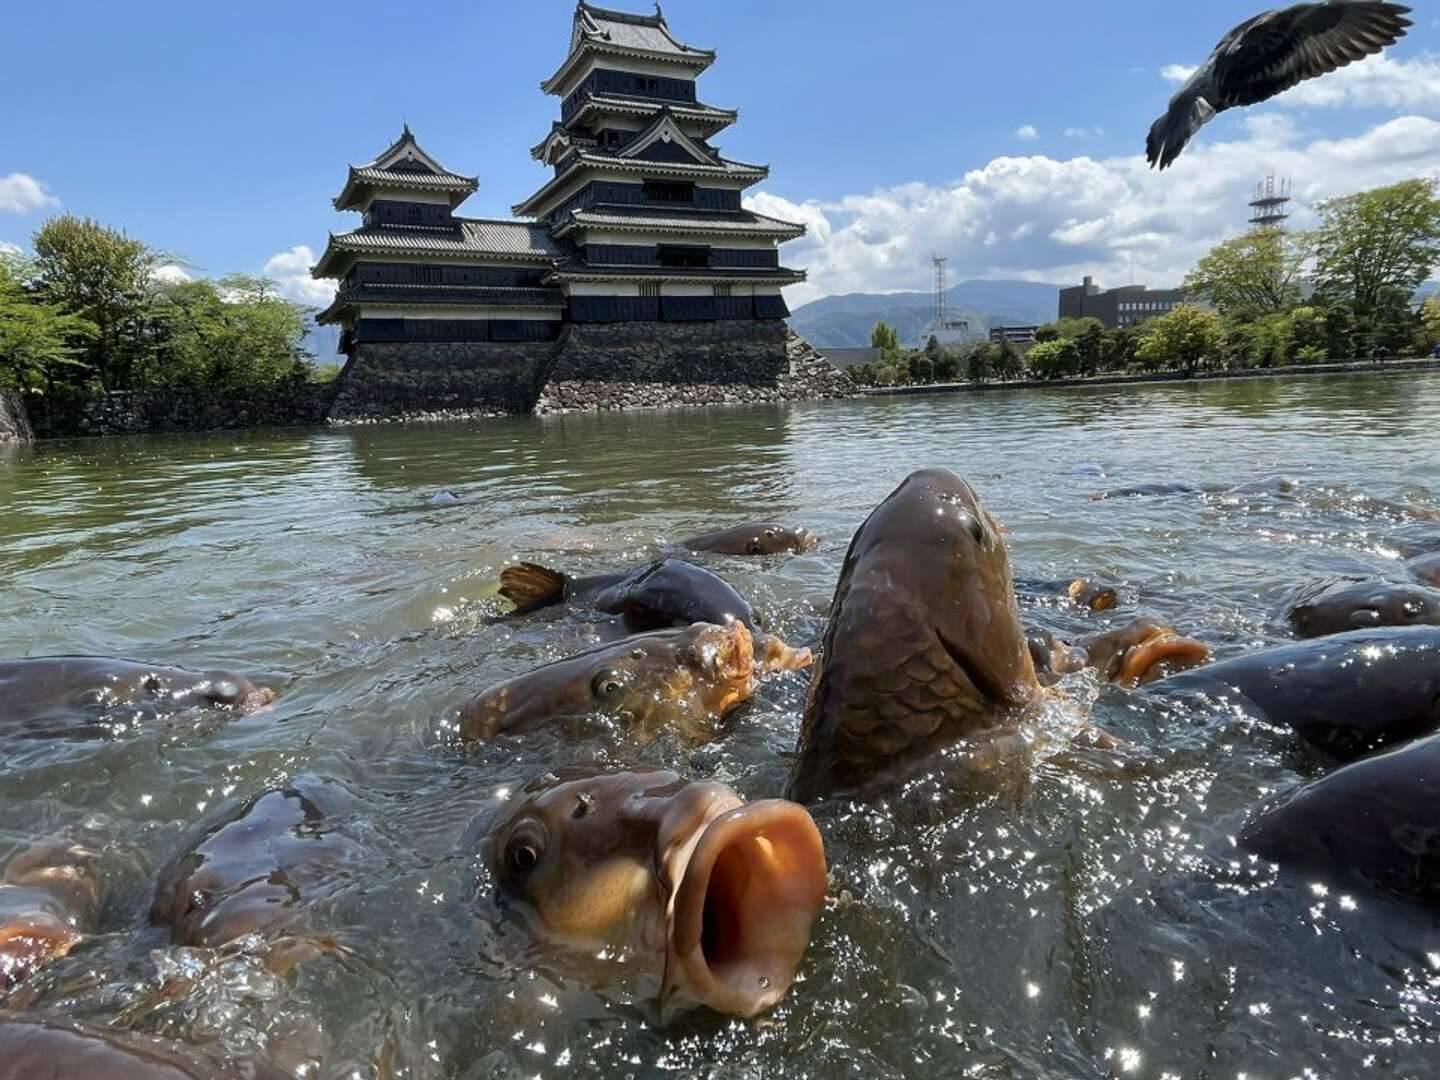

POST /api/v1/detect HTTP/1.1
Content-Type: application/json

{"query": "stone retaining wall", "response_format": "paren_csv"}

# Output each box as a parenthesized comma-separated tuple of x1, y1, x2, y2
(15, 329, 852, 436)
(534, 321, 851, 414)
(327, 341, 555, 421)
(26, 385, 334, 437)
(0, 389, 33, 443)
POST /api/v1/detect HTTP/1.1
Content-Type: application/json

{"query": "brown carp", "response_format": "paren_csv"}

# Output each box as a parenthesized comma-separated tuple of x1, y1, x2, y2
(680, 523, 819, 556)
(0, 1014, 289, 1080)
(456, 622, 810, 745)
(789, 469, 1045, 802)
(1028, 618, 1211, 688)
(152, 781, 364, 950)
(489, 766, 827, 1018)
(0, 842, 102, 992)
(0, 657, 275, 737)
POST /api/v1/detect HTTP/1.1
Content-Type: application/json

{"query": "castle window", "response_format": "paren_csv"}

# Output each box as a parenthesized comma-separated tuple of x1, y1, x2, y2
(406, 204, 423, 225)
(657, 245, 709, 269)
(713, 284, 732, 297)
(643, 180, 694, 204)
(639, 282, 661, 298)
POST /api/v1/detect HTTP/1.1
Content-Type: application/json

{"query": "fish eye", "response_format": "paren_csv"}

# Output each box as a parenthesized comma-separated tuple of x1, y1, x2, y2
(506, 840, 541, 874)
(504, 823, 546, 875)
(591, 669, 628, 700)
(764, 529, 777, 539)
(962, 512, 987, 546)
(572, 792, 594, 819)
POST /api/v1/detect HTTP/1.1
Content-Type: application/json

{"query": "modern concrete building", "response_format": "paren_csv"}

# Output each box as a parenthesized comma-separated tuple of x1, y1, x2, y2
(1059, 276, 1185, 329)
(989, 325, 1039, 347)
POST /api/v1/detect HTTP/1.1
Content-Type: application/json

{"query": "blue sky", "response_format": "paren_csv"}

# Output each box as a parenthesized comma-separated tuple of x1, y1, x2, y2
(4, 1, 1436, 306)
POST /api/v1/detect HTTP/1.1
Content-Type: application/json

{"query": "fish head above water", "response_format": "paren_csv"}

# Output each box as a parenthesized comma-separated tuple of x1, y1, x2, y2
(457, 622, 782, 743)
(686, 523, 820, 556)
(789, 468, 1040, 802)
(489, 766, 827, 1017)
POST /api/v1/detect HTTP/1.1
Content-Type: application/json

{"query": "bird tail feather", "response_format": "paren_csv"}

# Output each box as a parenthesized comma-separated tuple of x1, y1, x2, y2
(1147, 96, 1215, 171)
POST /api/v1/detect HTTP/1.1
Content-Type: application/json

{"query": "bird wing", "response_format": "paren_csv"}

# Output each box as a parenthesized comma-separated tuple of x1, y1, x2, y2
(1213, 1, 1412, 109)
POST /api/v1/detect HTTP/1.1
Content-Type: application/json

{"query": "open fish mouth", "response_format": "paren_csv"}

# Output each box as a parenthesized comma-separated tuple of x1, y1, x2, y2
(1113, 627, 1210, 687)
(665, 799, 827, 1017)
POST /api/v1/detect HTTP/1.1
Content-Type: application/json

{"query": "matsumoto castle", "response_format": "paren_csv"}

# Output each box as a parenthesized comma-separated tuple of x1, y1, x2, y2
(311, 2, 808, 390)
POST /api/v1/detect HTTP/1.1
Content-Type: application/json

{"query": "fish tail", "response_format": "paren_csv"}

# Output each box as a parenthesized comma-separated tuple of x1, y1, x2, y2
(498, 562, 571, 614)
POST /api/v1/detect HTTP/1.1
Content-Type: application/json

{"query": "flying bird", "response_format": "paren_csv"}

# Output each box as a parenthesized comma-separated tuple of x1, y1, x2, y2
(1146, 1, 1412, 170)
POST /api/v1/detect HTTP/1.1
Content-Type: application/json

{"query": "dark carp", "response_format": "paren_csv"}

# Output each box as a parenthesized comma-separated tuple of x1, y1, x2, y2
(499, 558, 757, 631)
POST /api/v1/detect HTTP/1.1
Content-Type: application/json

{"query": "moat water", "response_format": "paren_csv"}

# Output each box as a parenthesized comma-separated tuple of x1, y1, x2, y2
(2, 371, 1439, 1078)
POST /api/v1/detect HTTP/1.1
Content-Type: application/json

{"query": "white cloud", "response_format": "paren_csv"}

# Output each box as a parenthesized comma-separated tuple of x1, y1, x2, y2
(1276, 53, 1440, 111)
(1159, 53, 1440, 112)
(0, 173, 59, 215)
(151, 264, 192, 285)
(0, 241, 21, 257)
(1064, 126, 1105, 139)
(751, 114, 1440, 307)
(263, 245, 335, 306)
(1016, 125, 1039, 141)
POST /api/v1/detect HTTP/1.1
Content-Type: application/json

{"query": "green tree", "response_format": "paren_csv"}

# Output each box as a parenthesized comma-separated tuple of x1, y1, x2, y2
(147, 276, 310, 390)
(870, 321, 900, 357)
(1314, 178, 1440, 318)
(966, 343, 996, 383)
(908, 354, 934, 384)
(1101, 326, 1141, 372)
(1183, 228, 1312, 319)
(932, 349, 960, 382)
(0, 256, 97, 393)
(924, 334, 942, 361)
(1422, 296, 1440, 350)
(1025, 339, 1079, 380)
(1033, 323, 1060, 343)
(995, 340, 1025, 380)
(1135, 304, 1224, 375)
(31, 215, 163, 390)
(1324, 303, 1356, 360)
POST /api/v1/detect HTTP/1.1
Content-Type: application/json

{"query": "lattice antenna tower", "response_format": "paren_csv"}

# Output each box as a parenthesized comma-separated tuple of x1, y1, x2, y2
(933, 255, 948, 332)
(1249, 174, 1292, 229)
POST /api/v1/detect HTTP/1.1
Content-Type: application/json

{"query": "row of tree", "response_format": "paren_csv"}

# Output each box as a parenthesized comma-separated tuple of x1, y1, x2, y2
(0, 216, 323, 400)
(850, 178, 1440, 386)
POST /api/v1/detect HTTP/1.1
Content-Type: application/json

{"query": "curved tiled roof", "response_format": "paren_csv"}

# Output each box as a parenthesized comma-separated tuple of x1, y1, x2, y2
(555, 207, 805, 239)
(575, 4, 712, 60)
(312, 220, 566, 278)
(543, 3, 714, 93)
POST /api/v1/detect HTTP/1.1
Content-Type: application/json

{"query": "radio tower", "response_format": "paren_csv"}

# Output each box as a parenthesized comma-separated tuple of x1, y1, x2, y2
(1249, 174, 1292, 229)
(933, 255, 948, 333)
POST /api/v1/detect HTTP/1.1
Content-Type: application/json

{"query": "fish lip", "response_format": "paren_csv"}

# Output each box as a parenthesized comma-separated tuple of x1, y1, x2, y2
(1116, 628, 1211, 687)
(666, 800, 827, 1017)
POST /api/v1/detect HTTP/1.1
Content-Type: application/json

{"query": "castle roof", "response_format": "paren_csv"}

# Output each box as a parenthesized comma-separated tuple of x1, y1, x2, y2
(333, 126, 479, 211)
(552, 206, 805, 240)
(542, 3, 714, 95)
(312, 219, 564, 278)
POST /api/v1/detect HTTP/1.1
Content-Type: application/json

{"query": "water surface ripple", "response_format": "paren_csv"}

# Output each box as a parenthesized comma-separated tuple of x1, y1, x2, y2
(2, 373, 1439, 1078)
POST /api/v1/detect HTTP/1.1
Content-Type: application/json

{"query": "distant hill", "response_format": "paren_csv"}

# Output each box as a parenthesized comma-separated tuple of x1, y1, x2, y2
(303, 319, 343, 365)
(790, 279, 1062, 347)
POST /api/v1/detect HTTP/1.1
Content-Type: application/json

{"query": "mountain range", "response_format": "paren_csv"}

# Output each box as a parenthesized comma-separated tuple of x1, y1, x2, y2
(788, 279, 1064, 348)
